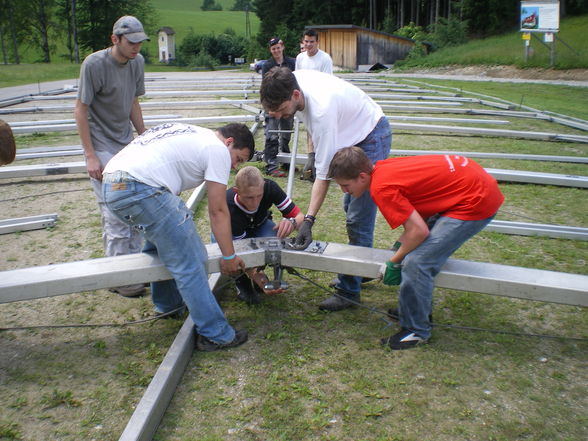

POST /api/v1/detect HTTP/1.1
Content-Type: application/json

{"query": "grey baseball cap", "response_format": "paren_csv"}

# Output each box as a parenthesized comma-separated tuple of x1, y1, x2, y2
(113, 16, 149, 43)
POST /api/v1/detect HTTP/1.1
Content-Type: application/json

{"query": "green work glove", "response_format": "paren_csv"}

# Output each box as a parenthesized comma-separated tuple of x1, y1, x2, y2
(390, 241, 402, 252)
(383, 261, 402, 286)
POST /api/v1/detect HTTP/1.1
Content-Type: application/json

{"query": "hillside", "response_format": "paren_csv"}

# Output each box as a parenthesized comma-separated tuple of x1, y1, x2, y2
(395, 14, 588, 71)
(144, 0, 260, 58)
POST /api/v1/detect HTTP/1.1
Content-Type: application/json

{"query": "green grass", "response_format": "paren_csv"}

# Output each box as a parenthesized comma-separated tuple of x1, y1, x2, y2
(0, 0, 260, 71)
(397, 14, 588, 70)
(143, 0, 260, 60)
(1, 75, 586, 441)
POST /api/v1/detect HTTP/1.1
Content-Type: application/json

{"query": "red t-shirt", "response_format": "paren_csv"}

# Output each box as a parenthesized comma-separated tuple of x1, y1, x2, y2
(371, 155, 504, 229)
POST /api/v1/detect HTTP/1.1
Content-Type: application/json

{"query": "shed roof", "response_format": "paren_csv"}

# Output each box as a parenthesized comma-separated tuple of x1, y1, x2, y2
(158, 27, 176, 35)
(305, 24, 414, 43)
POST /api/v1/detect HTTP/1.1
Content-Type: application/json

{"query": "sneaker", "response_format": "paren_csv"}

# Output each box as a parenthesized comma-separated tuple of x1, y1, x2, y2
(235, 274, 262, 305)
(109, 283, 146, 297)
(381, 328, 429, 350)
(318, 290, 360, 312)
(268, 169, 287, 178)
(195, 329, 248, 352)
(386, 308, 433, 323)
(328, 277, 374, 288)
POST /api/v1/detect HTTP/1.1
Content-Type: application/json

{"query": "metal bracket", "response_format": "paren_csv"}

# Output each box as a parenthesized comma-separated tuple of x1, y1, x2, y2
(247, 238, 328, 290)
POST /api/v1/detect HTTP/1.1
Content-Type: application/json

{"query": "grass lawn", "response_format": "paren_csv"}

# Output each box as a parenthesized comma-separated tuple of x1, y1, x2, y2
(0, 74, 586, 441)
(397, 14, 588, 70)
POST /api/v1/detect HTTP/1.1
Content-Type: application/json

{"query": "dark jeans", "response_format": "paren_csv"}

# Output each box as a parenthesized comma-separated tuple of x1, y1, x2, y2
(264, 115, 293, 173)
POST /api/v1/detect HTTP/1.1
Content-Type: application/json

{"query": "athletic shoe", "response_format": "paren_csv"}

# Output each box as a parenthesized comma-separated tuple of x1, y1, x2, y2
(109, 283, 146, 297)
(268, 169, 286, 178)
(195, 329, 248, 352)
(381, 328, 429, 350)
(318, 290, 359, 311)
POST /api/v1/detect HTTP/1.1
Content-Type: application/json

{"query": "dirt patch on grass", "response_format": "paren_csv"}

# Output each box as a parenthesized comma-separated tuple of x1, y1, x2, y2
(401, 64, 588, 82)
(1, 72, 586, 441)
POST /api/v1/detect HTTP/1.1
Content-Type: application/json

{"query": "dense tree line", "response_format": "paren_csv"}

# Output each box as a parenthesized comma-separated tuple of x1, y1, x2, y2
(254, 0, 588, 56)
(0, 0, 155, 64)
(1, 0, 586, 65)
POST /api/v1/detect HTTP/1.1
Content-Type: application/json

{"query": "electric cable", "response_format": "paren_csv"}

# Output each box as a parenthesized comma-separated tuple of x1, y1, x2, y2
(0, 188, 89, 203)
(285, 267, 588, 343)
(0, 277, 239, 332)
(0, 305, 188, 332)
(1, 271, 586, 343)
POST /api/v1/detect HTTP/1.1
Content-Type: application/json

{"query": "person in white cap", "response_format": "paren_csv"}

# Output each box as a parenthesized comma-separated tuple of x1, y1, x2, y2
(74, 16, 150, 297)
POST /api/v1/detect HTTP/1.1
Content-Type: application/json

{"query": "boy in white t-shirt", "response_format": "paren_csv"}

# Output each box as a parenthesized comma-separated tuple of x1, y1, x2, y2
(102, 122, 255, 352)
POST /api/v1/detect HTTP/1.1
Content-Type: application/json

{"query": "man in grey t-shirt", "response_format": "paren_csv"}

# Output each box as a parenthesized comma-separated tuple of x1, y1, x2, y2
(74, 15, 149, 297)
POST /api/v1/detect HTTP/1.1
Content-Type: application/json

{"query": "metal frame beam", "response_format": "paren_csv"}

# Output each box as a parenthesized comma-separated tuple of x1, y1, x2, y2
(485, 220, 588, 241)
(1, 240, 586, 307)
(391, 149, 588, 164)
(11, 115, 258, 134)
(274, 153, 588, 188)
(0, 214, 58, 234)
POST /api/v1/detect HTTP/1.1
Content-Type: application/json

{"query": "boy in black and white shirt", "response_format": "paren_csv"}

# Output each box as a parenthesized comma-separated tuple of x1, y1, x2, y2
(226, 166, 304, 303)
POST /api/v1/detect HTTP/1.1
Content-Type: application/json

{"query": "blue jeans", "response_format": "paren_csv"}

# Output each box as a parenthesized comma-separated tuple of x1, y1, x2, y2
(399, 214, 496, 339)
(337, 116, 392, 295)
(264, 115, 293, 173)
(102, 172, 236, 344)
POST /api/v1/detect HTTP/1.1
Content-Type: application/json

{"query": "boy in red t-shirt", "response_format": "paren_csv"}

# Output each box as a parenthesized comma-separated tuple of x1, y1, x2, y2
(327, 147, 504, 350)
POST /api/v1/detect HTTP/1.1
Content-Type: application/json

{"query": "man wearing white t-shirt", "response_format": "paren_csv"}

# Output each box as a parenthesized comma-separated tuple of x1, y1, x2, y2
(102, 122, 254, 351)
(295, 29, 333, 181)
(260, 67, 392, 312)
(295, 29, 333, 73)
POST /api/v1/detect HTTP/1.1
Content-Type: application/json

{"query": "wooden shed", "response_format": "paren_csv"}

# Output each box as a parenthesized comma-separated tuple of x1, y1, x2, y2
(157, 27, 176, 64)
(309, 25, 415, 71)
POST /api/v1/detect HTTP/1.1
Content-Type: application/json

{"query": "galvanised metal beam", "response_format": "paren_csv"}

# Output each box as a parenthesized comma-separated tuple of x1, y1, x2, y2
(486, 220, 588, 241)
(0, 99, 261, 115)
(0, 161, 87, 178)
(0, 214, 58, 235)
(1, 239, 587, 307)
(9, 115, 181, 128)
(387, 116, 510, 125)
(0, 243, 266, 304)
(275, 153, 588, 188)
(118, 274, 220, 441)
(11, 115, 258, 134)
(486, 168, 588, 188)
(390, 122, 588, 143)
(392, 149, 588, 164)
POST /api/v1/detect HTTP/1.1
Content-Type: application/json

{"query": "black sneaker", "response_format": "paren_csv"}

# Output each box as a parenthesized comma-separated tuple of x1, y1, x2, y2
(318, 290, 359, 312)
(328, 277, 374, 288)
(195, 329, 248, 352)
(235, 274, 262, 305)
(387, 308, 433, 323)
(381, 328, 429, 350)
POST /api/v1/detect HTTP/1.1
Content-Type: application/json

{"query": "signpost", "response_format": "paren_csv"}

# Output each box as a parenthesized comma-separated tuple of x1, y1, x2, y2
(520, 1, 560, 65)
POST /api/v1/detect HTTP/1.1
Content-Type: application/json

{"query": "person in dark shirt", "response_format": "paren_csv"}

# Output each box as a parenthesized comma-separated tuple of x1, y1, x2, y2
(227, 166, 304, 303)
(261, 37, 296, 177)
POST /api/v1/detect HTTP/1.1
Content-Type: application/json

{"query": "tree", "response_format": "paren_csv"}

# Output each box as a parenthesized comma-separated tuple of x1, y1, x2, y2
(201, 0, 223, 11)
(231, 0, 253, 11)
(75, 0, 157, 52)
(0, 0, 24, 64)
